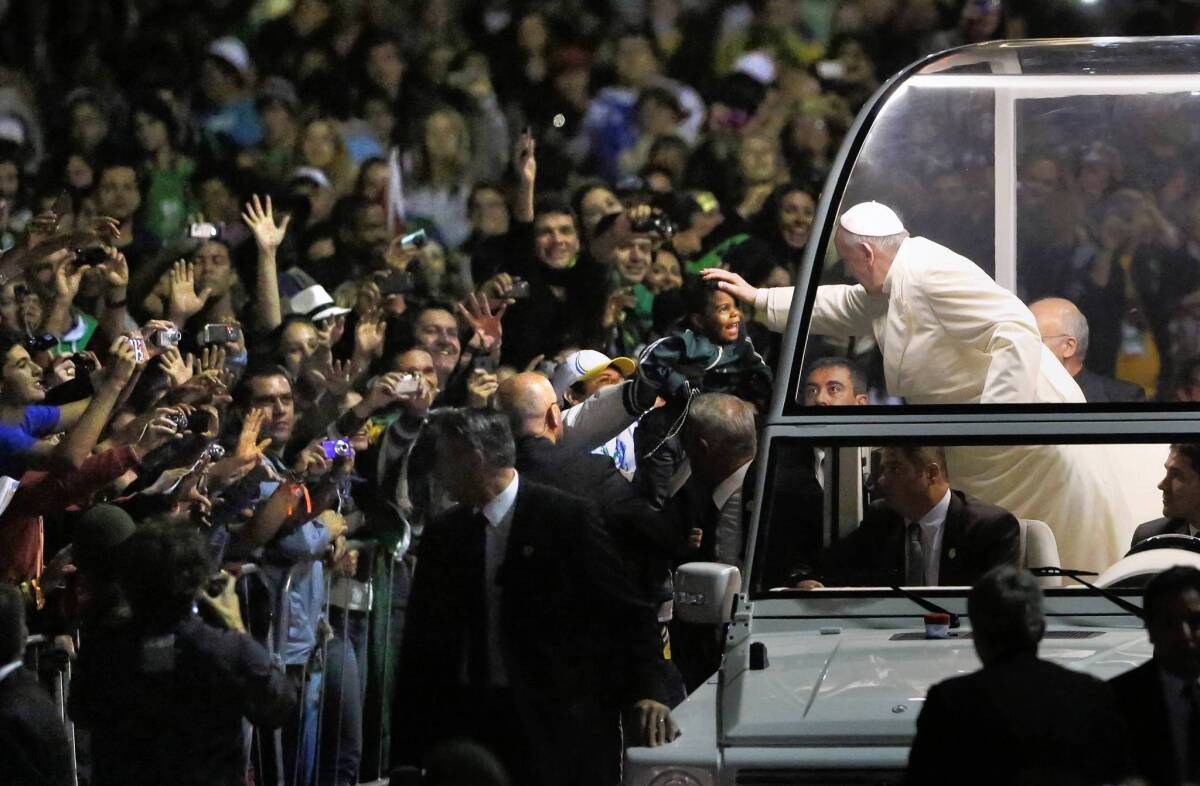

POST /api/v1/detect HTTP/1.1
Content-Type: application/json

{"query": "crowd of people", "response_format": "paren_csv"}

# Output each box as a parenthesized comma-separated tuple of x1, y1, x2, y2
(1, 0, 1200, 785)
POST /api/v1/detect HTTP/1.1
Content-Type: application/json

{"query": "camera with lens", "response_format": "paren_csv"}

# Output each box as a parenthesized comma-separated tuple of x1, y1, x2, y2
(72, 247, 109, 267)
(630, 213, 674, 240)
(321, 438, 355, 460)
(394, 373, 421, 394)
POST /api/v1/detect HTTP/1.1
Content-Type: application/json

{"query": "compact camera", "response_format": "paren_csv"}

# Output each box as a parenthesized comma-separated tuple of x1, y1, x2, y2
(394, 373, 421, 394)
(321, 438, 355, 460)
(198, 323, 242, 345)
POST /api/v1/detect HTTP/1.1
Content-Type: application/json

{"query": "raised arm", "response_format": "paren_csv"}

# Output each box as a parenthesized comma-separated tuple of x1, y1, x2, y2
(242, 194, 289, 333)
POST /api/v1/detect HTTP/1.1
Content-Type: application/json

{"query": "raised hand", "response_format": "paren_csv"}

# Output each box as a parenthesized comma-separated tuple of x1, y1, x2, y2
(55, 257, 88, 301)
(195, 345, 227, 375)
(168, 260, 213, 322)
(457, 291, 505, 353)
(96, 246, 129, 289)
(106, 335, 143, 387)
(515, 127, 536, 187)
(466, 369, 500, 409)
(242, 194, 291, 252)
(160, 346, 194, 387)
(354, 314, 387, 360)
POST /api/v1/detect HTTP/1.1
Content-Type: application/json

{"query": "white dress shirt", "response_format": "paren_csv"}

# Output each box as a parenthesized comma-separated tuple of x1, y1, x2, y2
(712, 461, 752, 511)
(479, 471, 519, 687)
(912, 489, 952, 586)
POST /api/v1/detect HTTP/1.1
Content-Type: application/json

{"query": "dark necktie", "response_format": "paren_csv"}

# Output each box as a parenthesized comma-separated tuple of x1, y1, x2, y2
(1185, 682, 1200, 782)
(467, 511, 490, 688)
(905, 522, 924, 586)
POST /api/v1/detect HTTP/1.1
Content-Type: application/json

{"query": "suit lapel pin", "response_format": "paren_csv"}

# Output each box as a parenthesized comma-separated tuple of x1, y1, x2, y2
(948, 548, 957, 560)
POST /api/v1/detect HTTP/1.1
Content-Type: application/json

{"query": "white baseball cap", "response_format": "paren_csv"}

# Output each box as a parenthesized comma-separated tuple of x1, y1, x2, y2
(286, 285, 351, 322)
(838, 201, 905, 237)
(551, 350, 636, 400)
(207, 36, 252, 78)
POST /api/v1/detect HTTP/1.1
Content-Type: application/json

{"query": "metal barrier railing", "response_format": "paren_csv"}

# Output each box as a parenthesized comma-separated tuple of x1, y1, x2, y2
(28, 510, 412, 786)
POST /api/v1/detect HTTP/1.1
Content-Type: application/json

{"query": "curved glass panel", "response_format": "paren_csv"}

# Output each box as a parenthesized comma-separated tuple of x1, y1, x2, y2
(791, 41, 1200, 410)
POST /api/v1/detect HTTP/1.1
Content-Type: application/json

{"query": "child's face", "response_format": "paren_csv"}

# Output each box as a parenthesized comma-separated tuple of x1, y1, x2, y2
(694, 289, 742, 344)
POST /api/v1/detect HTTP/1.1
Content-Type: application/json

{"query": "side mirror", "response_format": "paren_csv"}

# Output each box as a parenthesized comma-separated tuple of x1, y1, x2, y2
(674, 562, 741, 624)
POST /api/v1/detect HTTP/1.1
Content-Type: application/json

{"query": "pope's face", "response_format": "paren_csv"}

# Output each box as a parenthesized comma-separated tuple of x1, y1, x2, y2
(834, 229, 881, 293)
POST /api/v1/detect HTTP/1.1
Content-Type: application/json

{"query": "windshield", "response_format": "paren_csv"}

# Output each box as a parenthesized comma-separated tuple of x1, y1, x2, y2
(749, 436, 1198, 597)
(788, 46, 1200, 410)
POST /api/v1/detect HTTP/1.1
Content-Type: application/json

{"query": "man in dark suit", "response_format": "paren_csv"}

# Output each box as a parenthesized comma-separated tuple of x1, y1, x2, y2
(1111, 565, 1200, 786)
(907, 565, 1130, 785)
(1132, 443, 1200, 548)
(392, 408, 677, 786)
(661, 393, 759, 690)
(796, 446, 1020, 588)
(0, 584, 72, 786)
(1030, 297, 1146, 403)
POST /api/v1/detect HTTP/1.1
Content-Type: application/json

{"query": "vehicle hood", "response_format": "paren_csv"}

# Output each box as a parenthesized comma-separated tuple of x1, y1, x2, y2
(720, 627, 1150, 746)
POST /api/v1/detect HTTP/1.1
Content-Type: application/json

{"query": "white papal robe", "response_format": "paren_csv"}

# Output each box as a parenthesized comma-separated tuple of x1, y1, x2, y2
(757, 236, 1161, 572)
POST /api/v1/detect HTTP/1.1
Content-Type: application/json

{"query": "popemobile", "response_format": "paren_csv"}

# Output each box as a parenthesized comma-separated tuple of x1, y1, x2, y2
(626, 35, 1200, 786)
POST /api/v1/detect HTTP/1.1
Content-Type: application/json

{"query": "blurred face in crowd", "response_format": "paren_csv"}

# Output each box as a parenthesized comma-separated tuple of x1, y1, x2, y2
(70, 100, 108, 152)
(518, 13, 549, 54)
(133, 111, 170, 156)
(259, 100, 296, 146)
(1022, 157, 1060, 204)
(366, 40, 405, 94)
(1078, 160, 1111, 200)
(0, 161, 19, 200)
(790, 113, 831, 157)
(198, 176, 240, 223)
(778, 189, 816, 249)
(358, 160, 389, 203)
(567, 364, 626, 405)
(0, 280, 35, 336)
(354, 203, 391, 262)
(246, 373, 296, 446)
(391, 348, 438, 414)
(1148, 585, 1200, 680)
(64, 154, 93, 192)
(1098, 206, 1133, 250)
(614, 237, 652, 283)
(301, 120, 340, 170)
(804, 364, 868, 406)
(424, 110, 467, 166)
(363, 97, 397, 145)
(413, 308, 460, 382)
(1, 345, 45, 405)
(193, 241, 236, 299)
(201, 59, 242, 103)
(96, 166, 141, 222)
(579, 186, 622, 240)
(419, 241, 447, 291)
(615, 35, 658, 87)
(1160, 449, 1200, 523)
(278, 321, 320, 379)
(469, 187, 510, 238)
(644, 249, 682, 294)
(554, 66, 590, 107)
(739, 135, 781, 185)
(534, 212, 579, 269)
(692, 289, 742, 344)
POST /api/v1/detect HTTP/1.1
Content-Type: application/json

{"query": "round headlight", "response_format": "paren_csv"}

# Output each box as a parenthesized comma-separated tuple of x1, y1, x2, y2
(649, 770, 703, 786)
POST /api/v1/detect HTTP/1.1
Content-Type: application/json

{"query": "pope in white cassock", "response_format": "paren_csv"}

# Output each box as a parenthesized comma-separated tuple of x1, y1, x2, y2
(705, 201, 1141, 573)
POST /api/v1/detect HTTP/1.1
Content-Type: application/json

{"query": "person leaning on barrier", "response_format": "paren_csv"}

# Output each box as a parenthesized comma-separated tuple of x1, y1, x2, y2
(68, 520, 296, 786)
(1111, 566, 1200, 786)
(0, 583, 73, 786)
(906, 565, 1131, 786)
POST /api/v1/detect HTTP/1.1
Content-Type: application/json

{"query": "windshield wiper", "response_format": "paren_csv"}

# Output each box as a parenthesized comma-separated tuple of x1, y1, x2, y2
(889, 585, 960, 628)
(1029, 566, 1144, 619)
